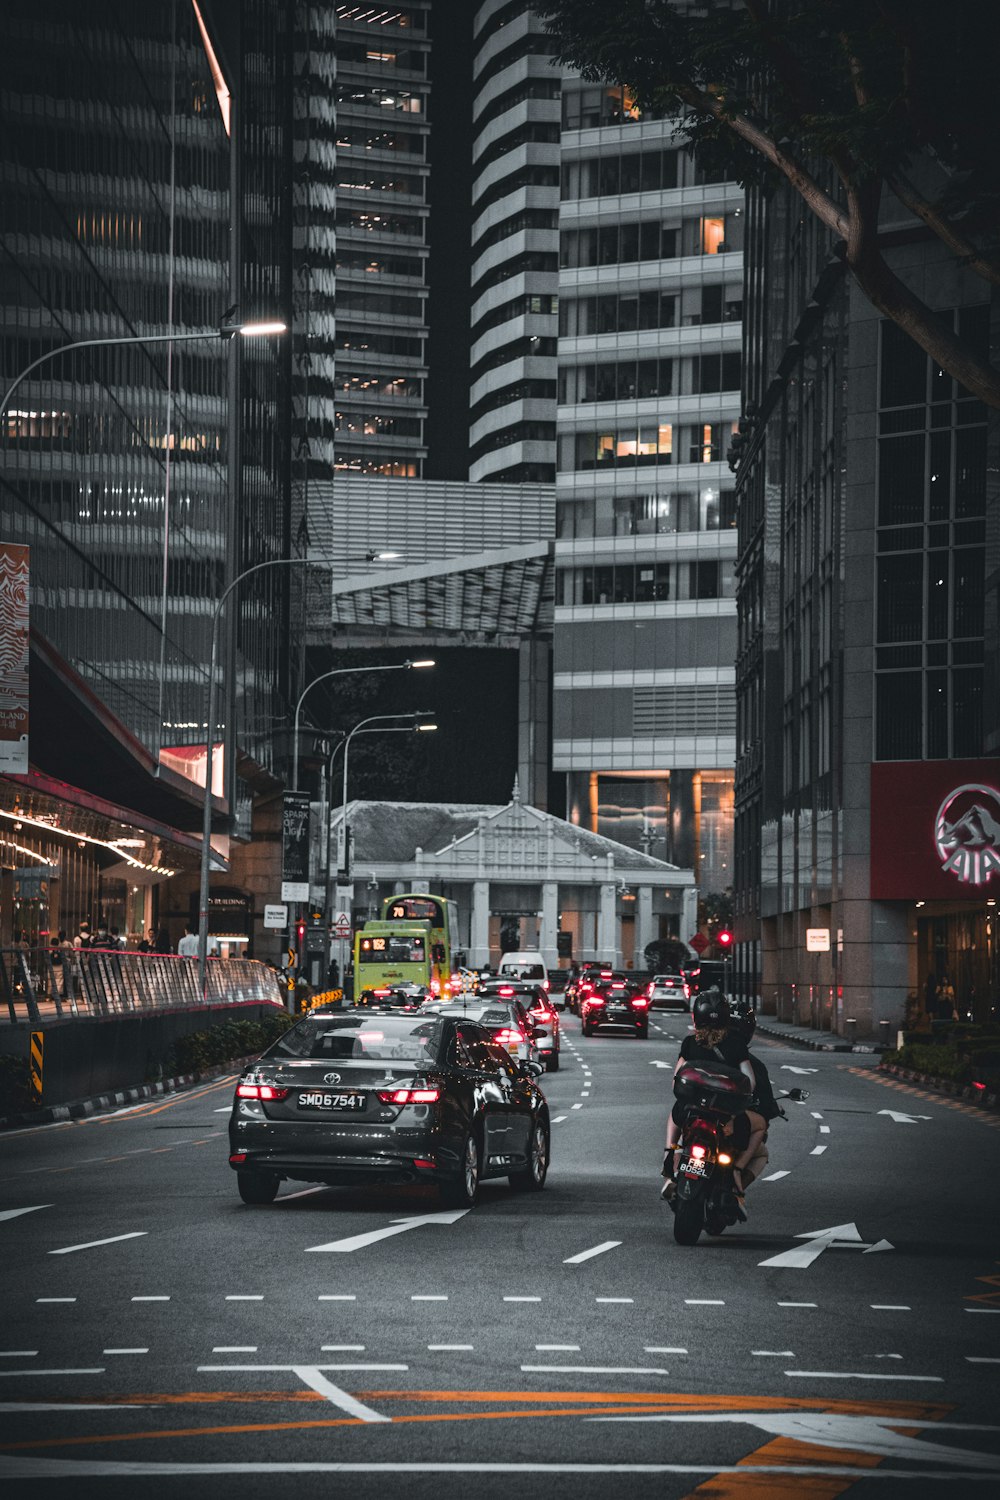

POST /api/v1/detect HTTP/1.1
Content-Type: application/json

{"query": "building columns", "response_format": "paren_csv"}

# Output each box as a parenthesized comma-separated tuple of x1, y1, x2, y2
(470, 880, 490, 968)
(682, 886, 699, 945)
(634, 884, 654, 968)
(539, 880, 559, 969)
(598, 882, 619, 966)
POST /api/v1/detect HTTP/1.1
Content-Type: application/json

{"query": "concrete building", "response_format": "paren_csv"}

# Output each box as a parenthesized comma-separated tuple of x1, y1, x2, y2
(733, 174, 999, 1035)
(331, 787, 696, 970)
(468, 1, 561, 484)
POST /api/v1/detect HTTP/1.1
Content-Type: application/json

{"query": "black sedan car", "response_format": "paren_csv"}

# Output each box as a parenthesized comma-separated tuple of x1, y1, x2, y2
(580, 976, 651, 1038)
(229, 1009, 549, 1208)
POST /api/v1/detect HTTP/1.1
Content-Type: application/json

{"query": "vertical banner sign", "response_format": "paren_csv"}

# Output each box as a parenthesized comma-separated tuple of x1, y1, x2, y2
(0, 543, 29, 774)
(281, 791, 312, 898)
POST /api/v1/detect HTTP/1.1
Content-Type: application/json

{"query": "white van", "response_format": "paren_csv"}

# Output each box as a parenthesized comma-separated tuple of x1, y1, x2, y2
(497, 950, 549, 990)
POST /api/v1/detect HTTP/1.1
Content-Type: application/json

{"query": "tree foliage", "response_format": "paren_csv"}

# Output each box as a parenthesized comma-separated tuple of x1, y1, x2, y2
(539, 0, 1000, 407)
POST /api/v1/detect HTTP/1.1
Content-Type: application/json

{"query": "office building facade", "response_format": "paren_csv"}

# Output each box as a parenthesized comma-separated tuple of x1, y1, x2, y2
(0, 0, 296, 951)
(733, 175, 998, 1033)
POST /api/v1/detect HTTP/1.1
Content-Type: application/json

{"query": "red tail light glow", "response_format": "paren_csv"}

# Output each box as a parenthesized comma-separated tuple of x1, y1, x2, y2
(494, 1028, 524, 1046)
(533, 1009, 554, 1022)
(377, 1087, 441, 1105)
(646, 982, 654, 996)
(236, 1083, 289, 1101)
(718, 1152, 732, 1165)
(586, 997, 605, 1007)
(690, 1144, 707, 1160)
(497, 985, 515, 996)
(542, 978, 550, 990)
(632, 997, 650, 1008)
(229, 1152, 247, 1164)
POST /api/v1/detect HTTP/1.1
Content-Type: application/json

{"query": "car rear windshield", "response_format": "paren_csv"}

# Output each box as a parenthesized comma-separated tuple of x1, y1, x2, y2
(502, 964, 544, 979)
(268, 1014, 444, 1063)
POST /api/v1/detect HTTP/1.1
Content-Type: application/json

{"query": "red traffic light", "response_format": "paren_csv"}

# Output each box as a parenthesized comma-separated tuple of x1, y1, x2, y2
(717, 930, 733, 948)
(296, 921, 306, 943)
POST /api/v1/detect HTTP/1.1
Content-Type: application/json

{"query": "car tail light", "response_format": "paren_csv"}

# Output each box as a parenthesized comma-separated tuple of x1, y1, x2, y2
(542, 978, 550, 990)
(377, 1087, 441, 1105)
(646, 982, 654, 996)
(632, 997, 650, 1009)
(494, 1027, 524, 1046)
(373, 988, 391, 997)
(497, 985, 515, 996)
(690, 1144, 707, 1160)
(229, 1152, 247, 1164)
(611, 982, 626, 990)
(413, 1157, 436, 1169)
(586, 997, 605, 1007)
(533, 1009, 554, 1022)
(236, 1083, 289, 1101)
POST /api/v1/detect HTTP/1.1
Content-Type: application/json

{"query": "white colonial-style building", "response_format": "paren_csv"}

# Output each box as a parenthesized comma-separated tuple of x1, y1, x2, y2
(329, 786, 696, 970)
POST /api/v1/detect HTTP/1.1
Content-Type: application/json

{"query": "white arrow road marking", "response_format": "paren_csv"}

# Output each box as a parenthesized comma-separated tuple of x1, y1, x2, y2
(292, 1367, 390, 1423)
(878, 1110, 933, 1124)
(304, 1208, 470, 1253)
(758, 1222, 893, 1269)
(49, 1232, 148, 1256)
(0, 1206, 52, 1224)
(564, 1241, 621, 1265)
(781, 1066, 819, 1075)
(586, 1412, 999, 1470)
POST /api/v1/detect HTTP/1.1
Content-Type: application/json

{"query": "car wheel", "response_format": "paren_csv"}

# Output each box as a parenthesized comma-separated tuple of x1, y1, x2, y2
(440, 1131, 480, 1208)
(237, 1169, 279, 1205)
(546, 1049, 560, 1072)
(509, 1119, 549, 1192)
(581, 1022, 592, 1036)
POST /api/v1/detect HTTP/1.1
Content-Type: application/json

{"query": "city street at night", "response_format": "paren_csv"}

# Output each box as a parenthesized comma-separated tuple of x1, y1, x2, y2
(2, 1016, 998, 1497)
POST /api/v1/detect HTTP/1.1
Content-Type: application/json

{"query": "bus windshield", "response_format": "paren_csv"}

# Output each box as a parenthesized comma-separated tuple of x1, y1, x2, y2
(385, 896, 443, 925)
(359, 933, 426, 965)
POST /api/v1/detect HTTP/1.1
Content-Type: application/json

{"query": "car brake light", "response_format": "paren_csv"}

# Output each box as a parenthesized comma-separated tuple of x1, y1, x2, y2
(646, 982, 654, 996)
(498, 985, 515, 996)
(377, 1087, 441, 1105)
(690, 1144, 707, 1160)
(229, 1152, 247, 1164)
(632, 997, 650, 1008)
(373, 988, 391, 997)
(534, 1009, 553, 1022)
(236, 1082, 289, 1100)
(587, 996, 605, 1007)
(494, 1028, 524, 1046)
(542, 978, 550, 990)
(611, 982, 626, 990)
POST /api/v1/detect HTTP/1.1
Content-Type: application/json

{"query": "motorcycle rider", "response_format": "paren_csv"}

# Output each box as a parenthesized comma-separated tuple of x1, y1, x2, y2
(661, 988, 767, 1211)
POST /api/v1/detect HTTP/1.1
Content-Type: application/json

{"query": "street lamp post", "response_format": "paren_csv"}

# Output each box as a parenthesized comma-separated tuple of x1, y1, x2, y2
(333, 712, 437, 996)
(0, 321, 286, 424)
(291, 658, 434, 791)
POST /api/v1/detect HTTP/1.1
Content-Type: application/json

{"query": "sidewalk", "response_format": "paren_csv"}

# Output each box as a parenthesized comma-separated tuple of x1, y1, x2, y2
(753, 1014, 891, 1054)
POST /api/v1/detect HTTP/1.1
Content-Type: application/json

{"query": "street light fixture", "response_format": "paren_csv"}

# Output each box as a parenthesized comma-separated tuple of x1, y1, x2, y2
(291, 658, 434, 791)
(326, 713, 437, 991)
(0, 319, 286, 423)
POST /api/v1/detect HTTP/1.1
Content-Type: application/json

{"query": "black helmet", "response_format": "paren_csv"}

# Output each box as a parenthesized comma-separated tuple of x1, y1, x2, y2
(693, 988, 730, 1029)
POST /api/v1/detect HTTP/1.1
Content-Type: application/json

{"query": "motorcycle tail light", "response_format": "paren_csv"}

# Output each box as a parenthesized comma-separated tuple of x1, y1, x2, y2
(690, 1144, 707, 1160)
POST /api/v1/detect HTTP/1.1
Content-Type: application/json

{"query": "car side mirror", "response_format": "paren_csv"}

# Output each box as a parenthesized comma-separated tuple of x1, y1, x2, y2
(520, 1059, 544, 1078)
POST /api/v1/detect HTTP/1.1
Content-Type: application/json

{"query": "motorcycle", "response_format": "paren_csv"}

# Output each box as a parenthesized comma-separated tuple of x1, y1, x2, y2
(668, 1059, 807, 1245)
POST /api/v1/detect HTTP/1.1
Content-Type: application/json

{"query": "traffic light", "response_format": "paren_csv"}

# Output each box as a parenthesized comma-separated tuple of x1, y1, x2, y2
(717, 929, 734, 949)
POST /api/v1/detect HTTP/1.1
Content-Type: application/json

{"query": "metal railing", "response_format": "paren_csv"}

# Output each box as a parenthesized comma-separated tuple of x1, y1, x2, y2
(0, 946, 284, 1025)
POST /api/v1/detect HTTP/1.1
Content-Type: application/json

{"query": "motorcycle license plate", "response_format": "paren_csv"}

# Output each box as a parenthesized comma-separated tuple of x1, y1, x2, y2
(681, 1157, 708, 1178)
(298, 1091, 365, 1111)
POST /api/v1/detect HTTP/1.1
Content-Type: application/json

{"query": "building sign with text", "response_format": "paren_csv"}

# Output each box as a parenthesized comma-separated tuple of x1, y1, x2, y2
(0, 542, 29, 774)
(871, 759, 1000, 899)
(282, 791, 312, 891)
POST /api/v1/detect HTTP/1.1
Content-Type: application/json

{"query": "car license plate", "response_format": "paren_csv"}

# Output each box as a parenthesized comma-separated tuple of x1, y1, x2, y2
(681, 1157, 708, 1178)
(298, 1091, 365, 1111)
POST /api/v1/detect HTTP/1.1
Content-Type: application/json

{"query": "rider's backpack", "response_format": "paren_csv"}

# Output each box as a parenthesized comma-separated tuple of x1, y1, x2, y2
(748, 1051, 782, 1121)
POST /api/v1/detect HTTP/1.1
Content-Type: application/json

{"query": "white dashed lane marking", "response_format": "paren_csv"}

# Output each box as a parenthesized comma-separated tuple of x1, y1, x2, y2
(810, 1145, 828, 1155)
(563, 1241, 621, 1265)
(762, 1171, 790, 1181)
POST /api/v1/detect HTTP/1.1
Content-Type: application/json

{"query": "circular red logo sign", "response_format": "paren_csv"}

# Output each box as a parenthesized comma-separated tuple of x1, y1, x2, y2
(934, 783, 1000, 886)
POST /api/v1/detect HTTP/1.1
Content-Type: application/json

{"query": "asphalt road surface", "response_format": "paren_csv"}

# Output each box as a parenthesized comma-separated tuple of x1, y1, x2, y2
(2, 1010, 999, 1499)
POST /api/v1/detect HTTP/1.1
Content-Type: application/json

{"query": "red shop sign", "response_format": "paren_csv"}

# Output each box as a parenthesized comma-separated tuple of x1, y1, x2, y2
(870, 759, 1000, 900)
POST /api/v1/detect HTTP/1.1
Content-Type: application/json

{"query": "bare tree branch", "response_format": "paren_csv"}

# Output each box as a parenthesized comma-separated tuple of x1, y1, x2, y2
(885, 172, 1000, 288)
(674, 81, 849, 238)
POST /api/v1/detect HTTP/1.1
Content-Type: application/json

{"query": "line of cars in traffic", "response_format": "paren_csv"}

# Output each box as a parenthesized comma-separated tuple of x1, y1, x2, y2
(227, 951, 723, 1210)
